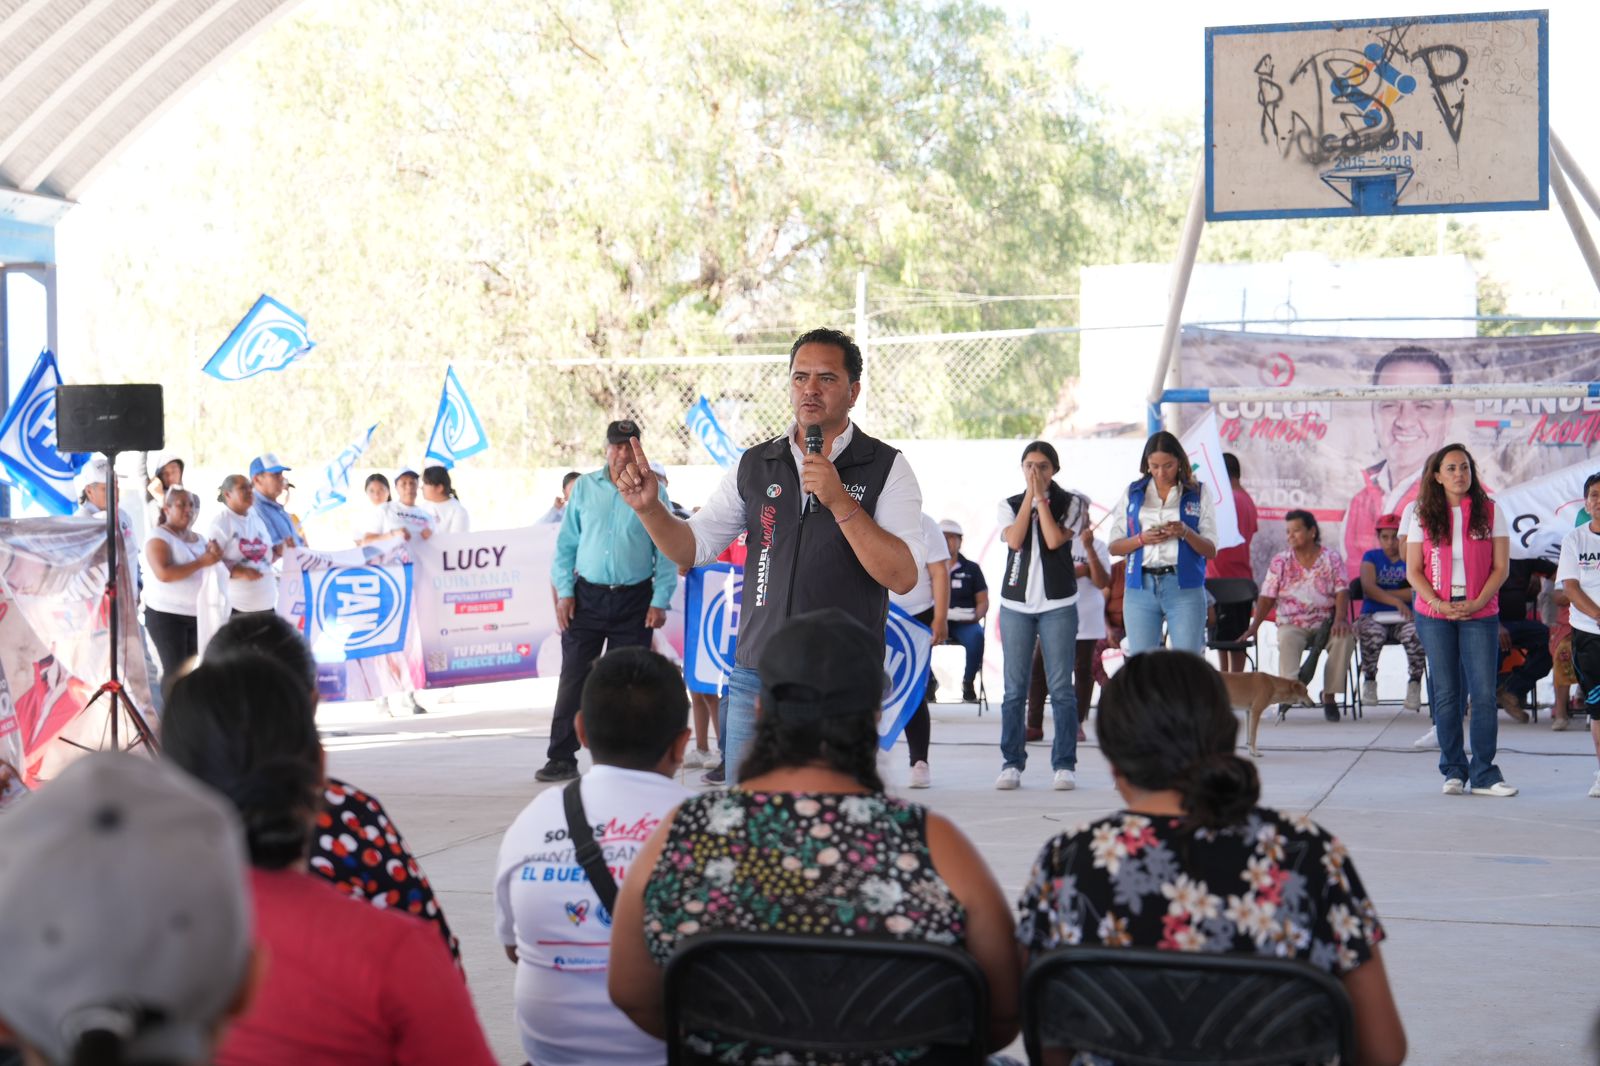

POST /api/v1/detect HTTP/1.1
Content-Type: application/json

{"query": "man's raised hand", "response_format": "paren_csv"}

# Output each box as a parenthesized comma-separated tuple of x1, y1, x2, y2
(615, 437, 661, 514)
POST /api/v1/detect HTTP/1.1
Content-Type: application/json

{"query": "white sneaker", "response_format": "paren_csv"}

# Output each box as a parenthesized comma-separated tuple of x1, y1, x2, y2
(995, 767, 1022, 790)
(1405, 680, 1422, 712)
(1361, 678, 1378, 704)
(909, 761, 931, 789)
(1471, 781, 1519, 797)
(1588, 771, 1600, 798)
(1442, 777, 1465, 795)
(1414, 726, 1439, 749)
(685, 748, 717, 770)
(1053, 769, 1077, 791)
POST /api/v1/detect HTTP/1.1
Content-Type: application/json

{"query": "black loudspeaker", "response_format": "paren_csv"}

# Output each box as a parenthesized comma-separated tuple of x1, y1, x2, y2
(55, 384, 164, 454)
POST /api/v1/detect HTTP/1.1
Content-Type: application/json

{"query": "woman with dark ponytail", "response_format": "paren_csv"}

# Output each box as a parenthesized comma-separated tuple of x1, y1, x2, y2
(161, 654, 496, 1066)
(1016, 651, 1407, 1066)
(420, 465, 470, 532)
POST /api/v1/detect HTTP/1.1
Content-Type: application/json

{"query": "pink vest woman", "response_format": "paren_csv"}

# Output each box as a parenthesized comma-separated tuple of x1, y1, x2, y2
(1405, 444, 1513, 797)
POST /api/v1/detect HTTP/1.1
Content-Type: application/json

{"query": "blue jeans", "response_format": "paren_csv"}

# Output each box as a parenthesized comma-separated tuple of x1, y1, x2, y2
(1414, 613, 1505, 788)
(1123, 572, 1207, 655)
(999, 604, 1078, 772)
(722, 665, 762, 785)
(947, 620, 985, 683)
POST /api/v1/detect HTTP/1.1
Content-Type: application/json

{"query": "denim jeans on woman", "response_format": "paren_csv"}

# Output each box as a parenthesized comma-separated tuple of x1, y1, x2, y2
(1413, 612, 1505, 788)
(1122, 572, 1207, 655)
(999, 603, 1078, 772)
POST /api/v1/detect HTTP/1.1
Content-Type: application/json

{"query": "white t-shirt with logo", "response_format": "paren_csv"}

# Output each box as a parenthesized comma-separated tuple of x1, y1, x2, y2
(381, 501, 435, 539)
(1402, 502, 1508, 597)
(426, 497, 470, 534)
(1557, 524, 1600, 636)
(207, 507, 277, 612)
(494, 764, 690, 1066)
(889, 513, 952, 616)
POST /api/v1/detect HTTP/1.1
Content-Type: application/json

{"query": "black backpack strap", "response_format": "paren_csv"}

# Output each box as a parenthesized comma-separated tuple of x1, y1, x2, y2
(562, 778, 618, 914)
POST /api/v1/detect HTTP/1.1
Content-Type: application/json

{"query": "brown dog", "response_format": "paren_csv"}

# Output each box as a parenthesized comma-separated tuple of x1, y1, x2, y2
(1222, 672, 1316, 758)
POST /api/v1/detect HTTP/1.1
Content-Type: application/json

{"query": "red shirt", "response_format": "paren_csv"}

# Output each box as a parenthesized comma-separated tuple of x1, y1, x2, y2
(217, 869, 495, 1066)
(1207, 485, 1259, 581)
(716, 530, 748, 567)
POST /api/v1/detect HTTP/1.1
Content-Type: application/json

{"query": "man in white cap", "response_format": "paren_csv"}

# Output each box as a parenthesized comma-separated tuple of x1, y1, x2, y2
(248, 453, 303, 551)
(941, 519, 989, 703)
(0, 752, 257, 1066)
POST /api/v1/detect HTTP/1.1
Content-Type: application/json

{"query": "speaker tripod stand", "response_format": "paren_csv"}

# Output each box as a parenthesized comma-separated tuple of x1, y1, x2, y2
(63, 450, 159, 756)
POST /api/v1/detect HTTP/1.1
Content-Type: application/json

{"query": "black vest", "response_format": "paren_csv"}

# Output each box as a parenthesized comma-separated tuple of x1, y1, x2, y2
(734, 427, 899, 668)
(1000, 483, 1085, 603)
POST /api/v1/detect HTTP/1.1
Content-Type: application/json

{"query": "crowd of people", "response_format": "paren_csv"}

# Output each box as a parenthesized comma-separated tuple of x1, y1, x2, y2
(6, 325, 1600, 1064)
(0, 608, 1409, 1066)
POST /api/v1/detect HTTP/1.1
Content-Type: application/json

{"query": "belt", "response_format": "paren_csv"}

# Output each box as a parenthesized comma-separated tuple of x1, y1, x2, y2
(1143, 566, 1176, 576)
(575, 575, 651, 592)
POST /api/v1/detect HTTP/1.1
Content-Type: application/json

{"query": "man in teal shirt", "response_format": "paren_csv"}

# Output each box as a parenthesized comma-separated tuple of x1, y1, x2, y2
(537, 420, 679, 782)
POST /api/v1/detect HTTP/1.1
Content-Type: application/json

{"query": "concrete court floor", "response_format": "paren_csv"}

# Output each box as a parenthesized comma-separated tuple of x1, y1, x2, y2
(317, 681, 1600, 1066)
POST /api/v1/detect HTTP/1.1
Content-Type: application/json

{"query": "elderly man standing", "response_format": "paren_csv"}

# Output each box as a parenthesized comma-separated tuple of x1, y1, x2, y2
(248, 453, 304, 551)
(614, 327, 925, 783)
(537, 420, 678, 783)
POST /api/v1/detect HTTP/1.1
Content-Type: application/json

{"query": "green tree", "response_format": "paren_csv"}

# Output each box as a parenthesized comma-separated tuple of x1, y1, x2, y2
(81, 0, 1163, 463)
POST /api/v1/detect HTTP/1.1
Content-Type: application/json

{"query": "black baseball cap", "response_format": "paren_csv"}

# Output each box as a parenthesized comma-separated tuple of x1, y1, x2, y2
(757, 609, 888, 721)
(606, 419, 641, 445)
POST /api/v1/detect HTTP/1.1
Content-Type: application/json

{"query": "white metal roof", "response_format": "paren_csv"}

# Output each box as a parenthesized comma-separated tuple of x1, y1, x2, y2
(0, 0, 300, 205)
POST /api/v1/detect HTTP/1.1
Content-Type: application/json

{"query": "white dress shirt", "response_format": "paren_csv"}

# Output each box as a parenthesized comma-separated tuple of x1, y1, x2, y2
(1108, 482, 1218, 569)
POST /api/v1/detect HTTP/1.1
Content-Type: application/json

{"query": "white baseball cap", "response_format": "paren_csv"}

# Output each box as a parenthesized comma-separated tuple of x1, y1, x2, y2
(0, 753, 253, 1065)
(938, 519, 963, 536)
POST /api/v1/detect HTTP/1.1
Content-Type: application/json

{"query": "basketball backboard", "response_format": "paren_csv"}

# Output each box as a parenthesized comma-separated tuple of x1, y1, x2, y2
(1206, 11, 1548, 221)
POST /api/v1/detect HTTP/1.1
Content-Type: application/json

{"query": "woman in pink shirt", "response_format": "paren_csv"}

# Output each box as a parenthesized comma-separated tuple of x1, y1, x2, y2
(161, 654, 496, 1066)
(1244, 510, 1351, 723)
(1404, 444, 1514, 797)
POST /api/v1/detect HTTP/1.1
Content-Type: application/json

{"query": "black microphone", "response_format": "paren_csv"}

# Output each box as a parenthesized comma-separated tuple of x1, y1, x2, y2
(804, 423, 823, 513)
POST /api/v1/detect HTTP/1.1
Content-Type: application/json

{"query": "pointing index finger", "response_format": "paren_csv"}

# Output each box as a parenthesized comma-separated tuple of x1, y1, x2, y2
(629, 436, 649, 471)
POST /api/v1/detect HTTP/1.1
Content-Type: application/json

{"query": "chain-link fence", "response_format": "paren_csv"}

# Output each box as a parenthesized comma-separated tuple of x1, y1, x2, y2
(536, 330, 1040, 464)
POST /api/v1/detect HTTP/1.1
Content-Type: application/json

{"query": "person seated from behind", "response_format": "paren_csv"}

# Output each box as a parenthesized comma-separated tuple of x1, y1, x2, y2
(1495, 556, 1556, 723)
(608, 608, 1020, 1058)
(1017, 650, 1406, 1066)
(0, 753, 257, 1066)
(494, 646, 692, 1065)
(162, 653, 496, 1066)
(205, 613, 462, 964)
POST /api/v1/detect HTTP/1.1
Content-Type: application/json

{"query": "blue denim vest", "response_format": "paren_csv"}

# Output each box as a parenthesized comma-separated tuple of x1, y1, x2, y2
(1124, 478, 1206, 590)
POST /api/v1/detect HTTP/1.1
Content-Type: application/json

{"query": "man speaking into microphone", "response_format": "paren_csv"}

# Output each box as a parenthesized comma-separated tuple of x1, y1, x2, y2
(615, 328, 925, 782)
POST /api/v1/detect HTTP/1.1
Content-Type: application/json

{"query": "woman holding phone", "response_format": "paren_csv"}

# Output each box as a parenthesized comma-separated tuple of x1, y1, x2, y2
(1108, 431, 1217, 655)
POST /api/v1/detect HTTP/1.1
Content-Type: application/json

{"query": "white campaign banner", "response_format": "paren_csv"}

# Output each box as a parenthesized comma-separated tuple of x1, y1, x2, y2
(1179, 409, 1243, 550)
(0, 517, 153, 786)
(1491, 459, 1594, 562)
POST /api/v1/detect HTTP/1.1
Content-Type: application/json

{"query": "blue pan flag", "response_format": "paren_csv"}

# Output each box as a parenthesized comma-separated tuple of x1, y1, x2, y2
(0, 350, 88, 514)
(306, 423, 380, 517)
(878, 605, 933, 751)
(685, 396, 743, 468)
(423, 366, 488, 469)
(203, 295, 316, 381)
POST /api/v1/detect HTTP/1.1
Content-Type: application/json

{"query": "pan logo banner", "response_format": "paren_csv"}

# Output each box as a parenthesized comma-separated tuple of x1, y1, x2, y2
(1180, 328, 1600, 575)
(683, 563, 741, 694)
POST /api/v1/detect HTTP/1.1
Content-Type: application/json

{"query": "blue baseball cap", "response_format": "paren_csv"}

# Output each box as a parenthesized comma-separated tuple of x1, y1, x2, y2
(248, 453, 290, 479)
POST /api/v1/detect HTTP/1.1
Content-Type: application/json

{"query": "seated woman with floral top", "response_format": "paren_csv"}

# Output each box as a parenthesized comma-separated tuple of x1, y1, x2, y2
(1245, 509, 1353, 722)
(609, 608, 1020, 1060)
(1017, 650, 1405, 1066)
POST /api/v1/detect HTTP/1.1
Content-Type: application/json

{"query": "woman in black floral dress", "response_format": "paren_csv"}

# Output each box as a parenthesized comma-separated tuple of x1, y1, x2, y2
(1017, 650, 1406, 1066)
(608, 609, 1020, 1062)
